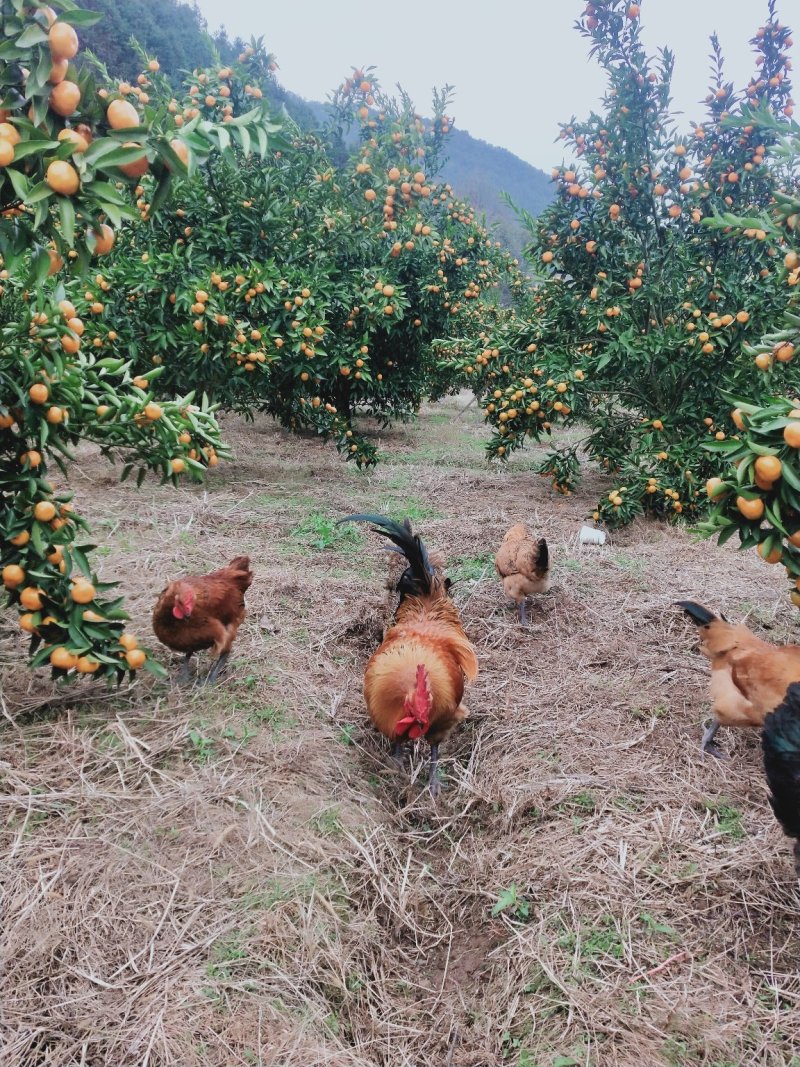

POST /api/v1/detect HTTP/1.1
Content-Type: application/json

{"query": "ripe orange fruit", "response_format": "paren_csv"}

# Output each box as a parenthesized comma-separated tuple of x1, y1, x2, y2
(736, 495, 765, 520)
(118, 143, 149, 178)
(706, 477, 725, 498)
(49, 21, 79, 60)
(57, 128, 89, 154)
(789, 531, 800, 548)
(48, 56, 68, 85)
(34, 501, 57, 522)
(731, 408, 745, 430)
(758, 543, 782, 564)
(46, 159, 79, 195)
(3, 564, 25, 589)
(76, 656, 100, 674)
(783, 422, 800, 448)
(19, 613, 37, 633)
(755, 352, 771, 370)
(107, 98, 139, 129)
(144, 402, 162, 420)
(0, 140, 14, 168)
(49, 79, 80, 116)
(119, 633, 138, 651)
(776, 343, 795, 363)
(0, 122, 20, 146)
(169, 138, 189, 166)
(50, 646, 78, 670)
(29, 383, 49, 404)
(91, 223, 115, 254)
(70, 579, 96, 604)
(46, 406, 64, 424)
(755, 455, 782, 483)
(9, 530, 30, 547)
(19, 586, 43, 610)
(125, 648, 146, 669)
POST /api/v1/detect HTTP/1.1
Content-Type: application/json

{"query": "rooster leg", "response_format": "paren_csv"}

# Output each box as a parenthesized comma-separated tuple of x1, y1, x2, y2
(428, 743, 441, 797)
(178, 654, 193, 684)
(204, 651, 230, 685)
(390, 740, 405, 768)
(701, 717, 729, 759)
(518, 598, 529, 626)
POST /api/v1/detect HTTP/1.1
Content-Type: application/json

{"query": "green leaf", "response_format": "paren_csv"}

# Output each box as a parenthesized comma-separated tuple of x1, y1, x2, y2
(24, 181, 54, 206)
(55, 9, 104, 26)
(58, 195, 75, 247)
(16, 23, 48, 46)
(491, 886, 518, 917)
(11, 139, 60, 161)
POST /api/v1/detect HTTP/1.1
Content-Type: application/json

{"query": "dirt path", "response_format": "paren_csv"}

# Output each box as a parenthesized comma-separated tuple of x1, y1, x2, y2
(2, 398, 800, 1067)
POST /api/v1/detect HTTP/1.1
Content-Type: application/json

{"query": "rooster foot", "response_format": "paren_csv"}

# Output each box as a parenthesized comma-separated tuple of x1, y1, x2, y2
(701, 718, 729, 760)
(518, 599, 530, 626)
(427, 743, 444, 797)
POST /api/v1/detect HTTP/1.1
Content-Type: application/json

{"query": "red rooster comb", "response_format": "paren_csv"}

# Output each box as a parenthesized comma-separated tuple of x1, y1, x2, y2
(395, 664, 433, 739)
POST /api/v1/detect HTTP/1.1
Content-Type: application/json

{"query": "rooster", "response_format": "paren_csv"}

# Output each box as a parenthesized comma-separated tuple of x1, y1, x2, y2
(762, 682, 800, 876)
(153, 555, 253, 683)
(383, 517, 449, 624)
(495, 524, 550, 624)
(677, 601, 800, 757)
(341, 515, 478, 795)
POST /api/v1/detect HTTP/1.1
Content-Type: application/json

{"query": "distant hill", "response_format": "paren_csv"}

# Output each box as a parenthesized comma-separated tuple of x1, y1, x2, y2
(76, 0, 553, 257)
(437, 129, 553, 259)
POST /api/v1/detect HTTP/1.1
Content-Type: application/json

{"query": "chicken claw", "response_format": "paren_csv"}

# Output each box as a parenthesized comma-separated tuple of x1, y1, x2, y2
(428, 742, 441, 797)
(204, 651, 230, 685)
(701, 718, 729, 760)
(178, 653, 193, 685)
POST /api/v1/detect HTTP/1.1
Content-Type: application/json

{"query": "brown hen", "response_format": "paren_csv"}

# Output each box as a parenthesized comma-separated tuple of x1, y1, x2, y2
(495, 524, 550, 623)
(153, 555, 253, 683)
(678, 601, 800, 757)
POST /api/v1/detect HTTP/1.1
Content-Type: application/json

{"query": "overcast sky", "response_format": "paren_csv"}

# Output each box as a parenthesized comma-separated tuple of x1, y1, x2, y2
(192, 1, 791, 172)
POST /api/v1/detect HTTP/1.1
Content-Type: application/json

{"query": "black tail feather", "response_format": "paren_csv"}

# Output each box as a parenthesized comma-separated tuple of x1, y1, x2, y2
(537, 537, 549, 573)
(339, 513, 437, 596)
(676, 601, 717, 626)
(763, 683, 800, 861)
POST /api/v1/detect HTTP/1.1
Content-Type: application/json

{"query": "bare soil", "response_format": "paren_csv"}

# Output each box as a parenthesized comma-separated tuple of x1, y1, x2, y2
(2, 397, 800, 1067)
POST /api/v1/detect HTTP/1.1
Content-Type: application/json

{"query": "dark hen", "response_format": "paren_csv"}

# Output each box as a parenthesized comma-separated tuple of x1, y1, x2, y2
(762, 682, 800, 876)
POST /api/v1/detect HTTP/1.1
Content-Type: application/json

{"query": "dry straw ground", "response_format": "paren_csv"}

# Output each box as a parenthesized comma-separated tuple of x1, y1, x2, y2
(2, 397, 800, 1067)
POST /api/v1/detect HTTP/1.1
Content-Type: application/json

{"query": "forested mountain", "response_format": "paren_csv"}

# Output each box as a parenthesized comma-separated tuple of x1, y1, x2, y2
(76, 0, 217, 78)
(76, 0, 553, 253)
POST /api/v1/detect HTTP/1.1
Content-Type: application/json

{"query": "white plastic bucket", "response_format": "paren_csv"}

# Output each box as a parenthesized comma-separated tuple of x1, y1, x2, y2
(579, 525, 606, 545)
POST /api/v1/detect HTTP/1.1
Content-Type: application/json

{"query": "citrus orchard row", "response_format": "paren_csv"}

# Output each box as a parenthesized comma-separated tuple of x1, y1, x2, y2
(438, 0, 798, 528)
(1, 0, 275, 679)
(64, 69, 523, 465)
(700, 128, 800, 608)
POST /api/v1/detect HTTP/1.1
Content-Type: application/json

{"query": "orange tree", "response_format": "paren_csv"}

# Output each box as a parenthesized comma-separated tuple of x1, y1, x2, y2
(64, 70, 517, 465)
(0, 0, 272, 680)
(437, 0, 797, 523)
(700, 114, 800, 606)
